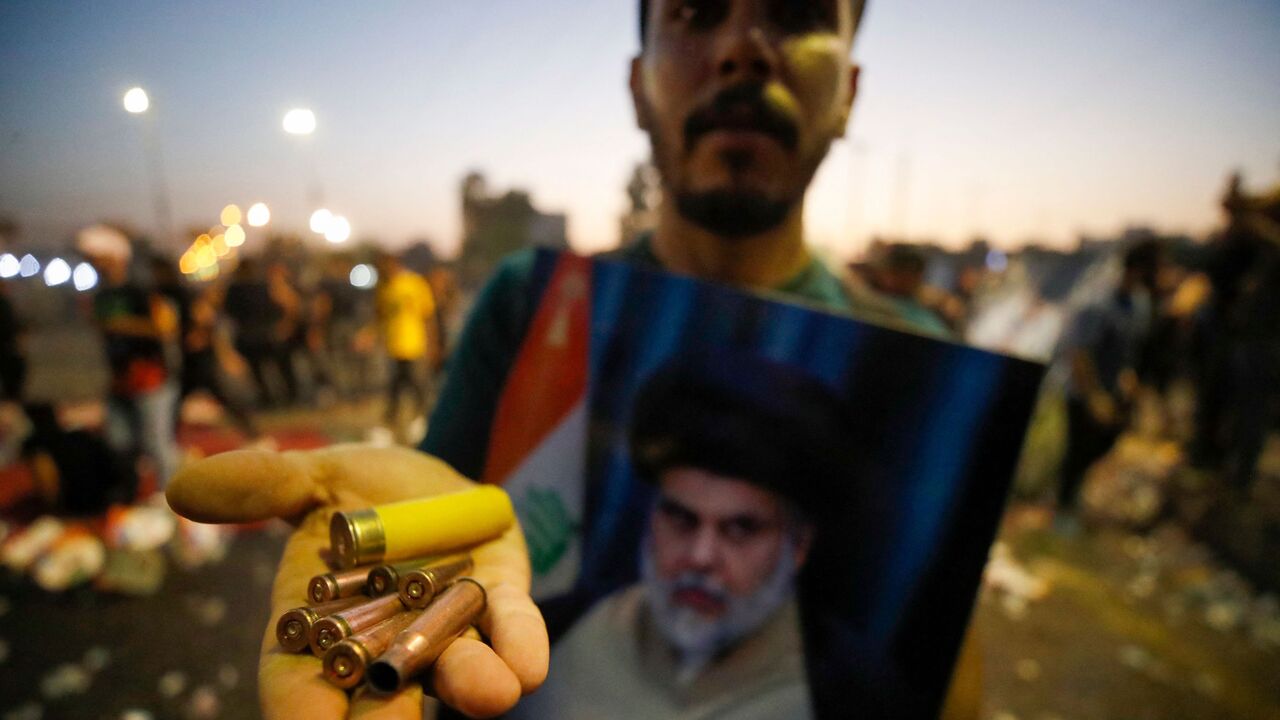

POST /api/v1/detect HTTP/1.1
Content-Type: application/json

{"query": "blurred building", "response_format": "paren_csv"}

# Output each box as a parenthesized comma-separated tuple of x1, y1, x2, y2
(458, 172, 567, 287)
(618, 162, 659, 247)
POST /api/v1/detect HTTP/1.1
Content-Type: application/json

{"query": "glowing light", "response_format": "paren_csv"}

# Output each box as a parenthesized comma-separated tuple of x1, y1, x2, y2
(194, 264, 220, 282)
(179, 251, 198, 275)
(43, 258, 72, 287)
(282, 108, 316, 136)
(986, 249, 1008, 273)
(324, 215, 351, 244)
(194, 233, 211, 248)
(123, 87, 150, 114)
(0, 254, 18, 278)
(247, 202, 270, 227)
(195, 246, 217, 269)
(349, 264, 378, 289)
(220, 204, 242, 227)
(72, 263, 98, 291)
(224, 224, 245, 247)
(212, 234, 229, 257)
(19, 254, 40, 278)
(309, 208, 332, 234)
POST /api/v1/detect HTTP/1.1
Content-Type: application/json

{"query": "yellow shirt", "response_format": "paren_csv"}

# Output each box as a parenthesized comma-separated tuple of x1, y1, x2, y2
(377, 271, 436, 360)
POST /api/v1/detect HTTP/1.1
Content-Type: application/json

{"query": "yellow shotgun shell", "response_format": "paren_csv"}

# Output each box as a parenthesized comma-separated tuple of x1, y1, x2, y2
(330, 486, 514, 568)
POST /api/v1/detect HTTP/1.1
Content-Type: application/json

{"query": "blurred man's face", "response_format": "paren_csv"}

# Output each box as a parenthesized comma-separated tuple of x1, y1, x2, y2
(644, 466, 809, 664)
(632, 0, 858, 237)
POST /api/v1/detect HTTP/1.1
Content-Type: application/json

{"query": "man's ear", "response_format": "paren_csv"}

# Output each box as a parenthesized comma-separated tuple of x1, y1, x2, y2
(630, 56, 651, 132)
(834, 64, 860, 138)
(793, 523, 815, 568)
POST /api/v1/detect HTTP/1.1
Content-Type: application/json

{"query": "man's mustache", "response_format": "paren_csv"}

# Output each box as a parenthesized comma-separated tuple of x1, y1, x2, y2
(671, 573, 729, 604)
(684, 84, 799, 152)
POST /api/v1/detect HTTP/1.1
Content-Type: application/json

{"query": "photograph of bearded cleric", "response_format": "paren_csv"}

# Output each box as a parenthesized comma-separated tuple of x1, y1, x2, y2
(482, 249, 1044, 719)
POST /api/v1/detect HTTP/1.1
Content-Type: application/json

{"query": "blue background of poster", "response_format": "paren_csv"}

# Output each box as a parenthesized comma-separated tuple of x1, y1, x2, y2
(523, 249, 1044, 717)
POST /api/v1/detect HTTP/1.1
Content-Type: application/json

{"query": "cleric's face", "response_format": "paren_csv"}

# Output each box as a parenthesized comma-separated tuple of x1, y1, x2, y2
(631, 0, 859, 236)
(649, 466, 801, 617)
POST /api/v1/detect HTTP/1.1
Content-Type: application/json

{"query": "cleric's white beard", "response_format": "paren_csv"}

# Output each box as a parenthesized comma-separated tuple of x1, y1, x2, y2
(641, 534, 799, 685)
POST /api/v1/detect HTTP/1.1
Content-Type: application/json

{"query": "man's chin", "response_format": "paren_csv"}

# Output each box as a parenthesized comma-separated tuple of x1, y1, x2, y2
(675, 189, 791, 239)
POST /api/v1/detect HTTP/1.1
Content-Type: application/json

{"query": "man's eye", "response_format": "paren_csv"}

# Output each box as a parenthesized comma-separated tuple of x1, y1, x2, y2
(671, 0, 729, 30)
(721, 517, 766, 543)
(770, 0, 836, 33)
(658, 500, 699, 532)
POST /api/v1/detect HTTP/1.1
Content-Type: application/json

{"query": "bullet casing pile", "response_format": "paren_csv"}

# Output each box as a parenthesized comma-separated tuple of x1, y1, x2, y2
(273, 487, 514, 693)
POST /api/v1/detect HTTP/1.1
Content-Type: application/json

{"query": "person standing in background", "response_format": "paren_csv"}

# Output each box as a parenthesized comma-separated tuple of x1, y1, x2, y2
(78, 228, 180, 487)
(373, 251, 438, 438)
(1056, 241, 1161, 518)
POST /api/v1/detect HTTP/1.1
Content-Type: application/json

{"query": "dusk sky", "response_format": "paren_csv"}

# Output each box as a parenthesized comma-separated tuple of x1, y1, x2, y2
(2, 1, 1278, 259)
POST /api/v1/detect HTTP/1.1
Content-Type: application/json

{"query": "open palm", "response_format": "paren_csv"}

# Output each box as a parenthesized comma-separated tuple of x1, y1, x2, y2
(166, 444, 548, 719)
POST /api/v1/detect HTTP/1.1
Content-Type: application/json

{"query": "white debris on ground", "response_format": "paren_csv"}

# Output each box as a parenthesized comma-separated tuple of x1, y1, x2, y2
(183, 685, 220, 720)
(157, 670, 188, 700)
(82, 646, 111, 673)
(0, 501, 232, 597)
(217, 664, 239, 690)
(39, 663, 92, 700)
(983, 541, 1052, 618)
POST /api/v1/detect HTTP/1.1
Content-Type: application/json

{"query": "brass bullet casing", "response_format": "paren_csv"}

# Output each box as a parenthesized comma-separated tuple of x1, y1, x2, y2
(322, 610, 422, 689)
(397, 554, 475, 609)
(309, 565, 374, 604)
(367, 578, 487, 694)
(309, 593, 406, 657)
(366, 557, 437, 597)
(275, 596, 368, 653)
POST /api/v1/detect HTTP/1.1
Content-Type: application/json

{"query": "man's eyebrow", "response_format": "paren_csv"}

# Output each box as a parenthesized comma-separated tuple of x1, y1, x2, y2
(657, 495, 697, 516)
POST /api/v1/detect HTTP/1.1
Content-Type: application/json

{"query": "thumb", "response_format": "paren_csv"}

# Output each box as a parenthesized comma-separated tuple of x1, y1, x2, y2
(167, 449, 325, 524)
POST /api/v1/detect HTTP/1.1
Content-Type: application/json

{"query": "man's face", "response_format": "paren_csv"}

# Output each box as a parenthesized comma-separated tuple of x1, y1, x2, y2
(650, 466, 805, 617)
(632, 0, 859, 237)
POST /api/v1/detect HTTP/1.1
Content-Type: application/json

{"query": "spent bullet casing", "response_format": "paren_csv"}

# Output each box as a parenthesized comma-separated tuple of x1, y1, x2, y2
(367, 578, 487, 694)
(366, 557, 438, 597)
(397, 554, 475, 609)
(309, 565, 374, 604)
(309, 593, 406, 656)
(275, 596, 368, 653)
(322, 610, 422, 689)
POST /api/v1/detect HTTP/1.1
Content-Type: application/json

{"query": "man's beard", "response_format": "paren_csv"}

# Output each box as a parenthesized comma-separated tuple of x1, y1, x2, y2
(645, 81, 830, 239)
(675, 188, 792, 240)
(641, 534, 800, 685)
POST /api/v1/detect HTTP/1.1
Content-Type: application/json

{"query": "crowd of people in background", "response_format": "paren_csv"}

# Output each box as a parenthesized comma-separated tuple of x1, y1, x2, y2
(842, 171, 1280, 517)
(0, 171, 1276, 527)
(0, 229, 453, 516)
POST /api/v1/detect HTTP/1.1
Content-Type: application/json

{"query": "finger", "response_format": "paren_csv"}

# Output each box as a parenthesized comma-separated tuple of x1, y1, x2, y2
(468, 528, 548, 694)
(474, 582, 548, 695)
(348, 684, 428, 720)
(167, 444, 476, 525)
(167, 449, 321, 524)
(431, 637, 523, 719)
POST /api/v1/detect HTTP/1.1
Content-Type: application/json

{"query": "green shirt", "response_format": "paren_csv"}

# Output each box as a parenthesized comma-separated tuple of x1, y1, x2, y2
(421, 236, 935, 478)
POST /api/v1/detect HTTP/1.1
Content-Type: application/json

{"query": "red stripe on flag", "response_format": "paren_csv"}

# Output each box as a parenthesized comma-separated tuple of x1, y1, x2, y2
(483, 254, 592, 485)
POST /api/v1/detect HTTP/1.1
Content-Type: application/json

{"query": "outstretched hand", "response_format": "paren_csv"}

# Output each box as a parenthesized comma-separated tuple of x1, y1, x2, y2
(166, 444, 548, 719)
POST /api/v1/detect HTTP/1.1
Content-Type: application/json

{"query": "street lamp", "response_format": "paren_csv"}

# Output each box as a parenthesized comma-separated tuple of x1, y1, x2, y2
(123, 87, 150, 114)
(324, 215, 351, 244)
(121, 85, 173, 250)
(309, 208, 333, 234)
(282, 108, 316, 136)
(247, 202, 270, 227)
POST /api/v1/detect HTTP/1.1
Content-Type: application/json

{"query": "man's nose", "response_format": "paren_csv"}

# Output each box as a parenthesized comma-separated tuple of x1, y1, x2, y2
(686, 525, 721, 570)
(715, 12, 778, 82)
